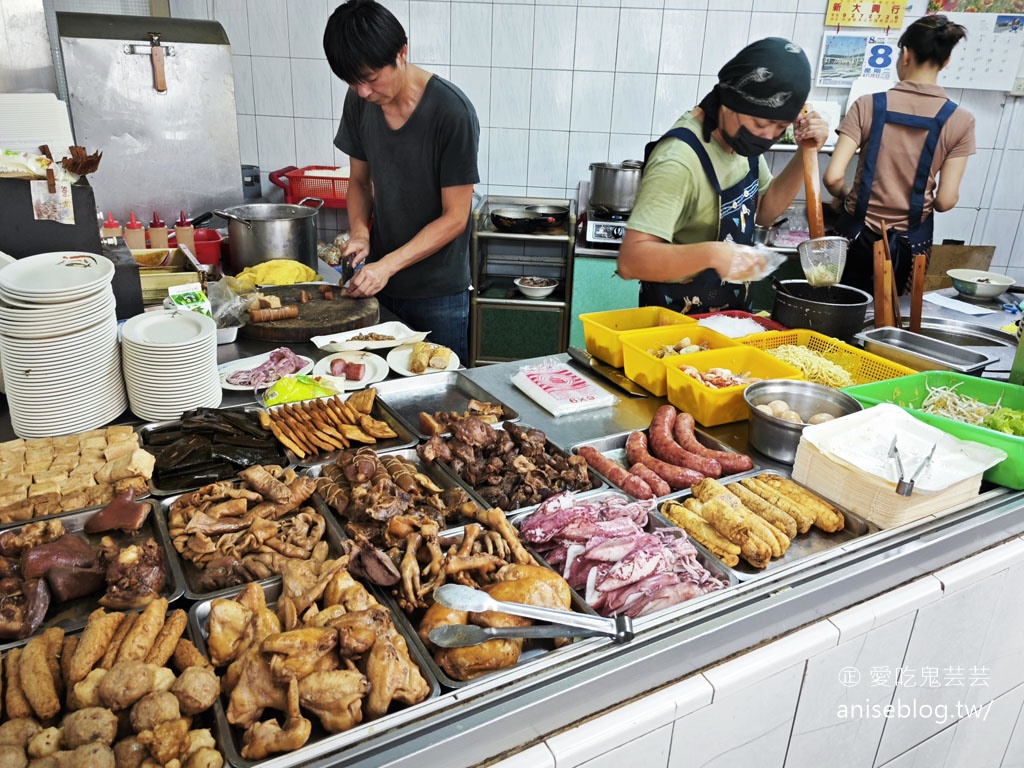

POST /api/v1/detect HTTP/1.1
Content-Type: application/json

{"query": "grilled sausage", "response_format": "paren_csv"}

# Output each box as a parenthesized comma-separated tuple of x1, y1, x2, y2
(625, 430, 704, 490)
(648, 405, 722, 478)
(672, 411, 754, 475)
(628, 463, 671, 497)
(577, 446, 653, 500)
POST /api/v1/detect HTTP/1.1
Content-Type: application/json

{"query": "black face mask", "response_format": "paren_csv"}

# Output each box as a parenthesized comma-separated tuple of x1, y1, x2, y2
(725, 125, 780, 157)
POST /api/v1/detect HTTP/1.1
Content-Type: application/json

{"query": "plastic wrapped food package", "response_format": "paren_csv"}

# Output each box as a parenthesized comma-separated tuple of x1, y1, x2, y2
(511, 358, 618, 416)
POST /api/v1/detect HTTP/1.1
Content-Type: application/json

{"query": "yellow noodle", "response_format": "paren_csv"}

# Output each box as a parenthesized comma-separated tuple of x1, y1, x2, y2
(766, 345, 854, 388)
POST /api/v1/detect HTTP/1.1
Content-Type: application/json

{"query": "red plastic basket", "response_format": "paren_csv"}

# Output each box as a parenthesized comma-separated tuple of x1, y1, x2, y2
(269, 165, 348, 209)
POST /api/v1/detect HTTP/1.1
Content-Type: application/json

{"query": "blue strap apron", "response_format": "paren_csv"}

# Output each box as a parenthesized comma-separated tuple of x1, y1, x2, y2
(837, 92, 958, 294)
(638, 127, 758, 314)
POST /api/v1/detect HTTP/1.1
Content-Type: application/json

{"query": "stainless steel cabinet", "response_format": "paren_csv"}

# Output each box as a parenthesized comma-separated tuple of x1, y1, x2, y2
(469, 195, 576, 365)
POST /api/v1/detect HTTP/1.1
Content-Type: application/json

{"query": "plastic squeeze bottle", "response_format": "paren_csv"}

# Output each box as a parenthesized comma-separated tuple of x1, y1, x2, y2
(173, 210, 195, 255)
(148, 211, 169, 248)
(100, 212, 122, 239)
(123, 211, 147, 250)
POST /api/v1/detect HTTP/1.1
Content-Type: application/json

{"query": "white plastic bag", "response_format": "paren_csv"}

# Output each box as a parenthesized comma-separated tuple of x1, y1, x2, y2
(511, 358, 618, 417)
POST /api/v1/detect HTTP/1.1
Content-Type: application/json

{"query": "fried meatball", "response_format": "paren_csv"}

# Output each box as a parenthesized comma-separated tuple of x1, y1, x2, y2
(25, 729, 60, 760)
(129, 692, 179, 733)
(112, 737, 147, 768)
(171, 668, 219, 716)
(60, 708, 118, 749)
(97, 662, 155, 711)
(0, 721, 41, 749)
(63, 743, 114, 768)
(0, 745, 27, 768)
(27, 757, 59, 768)
(184, 748, 224, 768)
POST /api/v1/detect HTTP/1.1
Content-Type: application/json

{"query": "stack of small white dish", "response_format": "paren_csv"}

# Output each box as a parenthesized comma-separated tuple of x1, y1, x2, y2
(121, 309, 221, 421)
(0, 251, 127, 438)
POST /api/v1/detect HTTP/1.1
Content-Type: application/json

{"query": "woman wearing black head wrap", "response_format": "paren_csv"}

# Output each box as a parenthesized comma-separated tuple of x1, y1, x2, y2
(824, 15, 974, 296)
(618, 38, 829, 314)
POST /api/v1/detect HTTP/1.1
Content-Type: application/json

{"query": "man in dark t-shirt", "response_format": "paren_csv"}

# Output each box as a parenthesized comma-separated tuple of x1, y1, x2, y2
(324, 0, 480, 362)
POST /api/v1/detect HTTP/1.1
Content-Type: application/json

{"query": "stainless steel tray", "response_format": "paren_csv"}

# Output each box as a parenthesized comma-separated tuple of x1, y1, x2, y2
(161, 486, 348, 601)
(138, 408, 293, 497)
(424, 423, 606, 514)
(276, 397, 418, 468)
(373, 370, 520, 440)
(0, 501, 186, 652)
(384, 522, 603, 690)
(0, 488, 154, 531)
(855, 327, 999, 375)
(305, 449, 486, 535)
(654, 469, 878, 581)
(571, 428, 758, 500)
(188, 579, 441, 768)
(510, 491, 738, 623)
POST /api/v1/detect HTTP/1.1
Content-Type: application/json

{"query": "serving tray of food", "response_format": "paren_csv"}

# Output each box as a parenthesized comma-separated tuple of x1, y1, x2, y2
(373, 508, 605, 689)
(258, 388, 417, 467)
(0, 604, 224, 767)
(161, 464, 348, 600)
(374, 369, 520, 440)
(0, 496, 185, 651)
(655, 469, 877, 581)
(138, 406, 293, 496)
(188, 566, 441, 767)
(416, 419, 604, 513)
(0, 425, 154, 528)
(306, 448, 485, 547)
(571, 405, 757, 501)
(511, 491, 736, 623)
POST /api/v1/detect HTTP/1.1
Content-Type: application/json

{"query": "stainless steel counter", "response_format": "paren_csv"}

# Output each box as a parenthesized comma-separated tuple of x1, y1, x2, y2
(287, 354, 1024, 768)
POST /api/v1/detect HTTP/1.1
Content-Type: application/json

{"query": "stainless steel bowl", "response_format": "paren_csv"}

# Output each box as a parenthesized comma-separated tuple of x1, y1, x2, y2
(744, 379, 863, 464)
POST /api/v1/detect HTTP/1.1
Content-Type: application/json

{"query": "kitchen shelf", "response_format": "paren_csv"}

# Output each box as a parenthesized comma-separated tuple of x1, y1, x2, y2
(470, 195, 576, 365)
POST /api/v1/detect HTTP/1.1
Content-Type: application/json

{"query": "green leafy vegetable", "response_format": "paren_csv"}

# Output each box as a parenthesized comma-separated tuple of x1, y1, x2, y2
(982, 407, 1024, 437)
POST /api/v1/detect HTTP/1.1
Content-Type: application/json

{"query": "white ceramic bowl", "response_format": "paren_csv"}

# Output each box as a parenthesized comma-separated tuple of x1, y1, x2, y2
(514, 277, 558, 299)
(947, 269, 1014, 299)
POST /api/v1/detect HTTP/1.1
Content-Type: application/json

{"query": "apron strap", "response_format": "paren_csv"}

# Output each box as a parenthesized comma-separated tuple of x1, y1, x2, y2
(853, 93, 959, 229)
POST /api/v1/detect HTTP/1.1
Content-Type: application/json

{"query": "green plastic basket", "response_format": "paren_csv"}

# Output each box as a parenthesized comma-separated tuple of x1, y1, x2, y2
(843, 371, 1024, 489)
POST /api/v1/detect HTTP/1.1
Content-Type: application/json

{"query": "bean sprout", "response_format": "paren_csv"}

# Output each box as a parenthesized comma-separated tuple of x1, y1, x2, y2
(919, 382, 1001, 425)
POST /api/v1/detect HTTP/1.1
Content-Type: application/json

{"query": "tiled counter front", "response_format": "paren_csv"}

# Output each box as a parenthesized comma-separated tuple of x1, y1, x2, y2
(490, 537, 1024, 768)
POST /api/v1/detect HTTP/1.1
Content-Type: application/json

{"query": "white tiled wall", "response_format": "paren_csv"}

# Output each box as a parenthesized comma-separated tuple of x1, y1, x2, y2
(168, 0, 1024, 276)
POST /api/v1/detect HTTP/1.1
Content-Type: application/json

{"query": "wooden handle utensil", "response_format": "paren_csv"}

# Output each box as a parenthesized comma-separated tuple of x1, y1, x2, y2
(910, 253, 927, 333)
(800, 105, 826, 240)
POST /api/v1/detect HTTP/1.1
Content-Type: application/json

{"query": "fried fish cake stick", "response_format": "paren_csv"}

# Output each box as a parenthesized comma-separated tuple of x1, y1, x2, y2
(71, 609, 125, 684)
(700, 497, 772, 567)
(145, 609, 188, 667)
(43, 627, 65, 702)
(726, 482, 797, 538)
(756, 474, 845, 533)
(739, 477, 815, 533)
(100, 613, 137, 669)
(61, 636, 79, 694)
(20, 636, 60, 720)
(661, 501, 741, 567)
(738, 507, 790, 557)
(5, 648, 33, 718)
(117, 597, 169, 662)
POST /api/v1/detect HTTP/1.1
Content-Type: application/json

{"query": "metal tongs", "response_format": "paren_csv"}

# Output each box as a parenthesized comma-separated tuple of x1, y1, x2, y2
(428, 584, 634, 648)
(887, 437, 937, 497)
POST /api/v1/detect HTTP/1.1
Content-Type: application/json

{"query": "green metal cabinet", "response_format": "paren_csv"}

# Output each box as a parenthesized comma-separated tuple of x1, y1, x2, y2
(568, 253, 639, 349)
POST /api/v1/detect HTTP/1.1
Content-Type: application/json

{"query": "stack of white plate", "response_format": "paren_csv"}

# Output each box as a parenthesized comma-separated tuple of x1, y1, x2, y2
(0, 252, 127, 438)
(121, 309, 221, 421)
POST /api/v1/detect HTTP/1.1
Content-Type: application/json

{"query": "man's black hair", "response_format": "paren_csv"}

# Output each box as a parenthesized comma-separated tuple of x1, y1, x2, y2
(323, 0, 408, 84)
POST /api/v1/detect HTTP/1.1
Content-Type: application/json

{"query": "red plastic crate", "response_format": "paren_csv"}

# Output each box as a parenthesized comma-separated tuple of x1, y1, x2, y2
(269, 165, 348, 209)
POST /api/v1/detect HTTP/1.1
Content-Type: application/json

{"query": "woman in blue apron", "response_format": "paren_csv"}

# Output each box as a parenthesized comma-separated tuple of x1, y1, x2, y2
(619, 37, 828, 314)
(824, 15, 974, 295)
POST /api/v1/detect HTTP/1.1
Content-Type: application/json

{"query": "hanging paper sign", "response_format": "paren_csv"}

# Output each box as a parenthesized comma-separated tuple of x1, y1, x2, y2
(826, 1, 908, 28)
(817, 31, 901, 87)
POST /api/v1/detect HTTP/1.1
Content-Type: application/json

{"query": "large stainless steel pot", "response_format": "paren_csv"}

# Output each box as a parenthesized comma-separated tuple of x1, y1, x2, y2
(589, 161, 643, 214)
(214, 197, 323, 275)
(771, 280, 872, 341)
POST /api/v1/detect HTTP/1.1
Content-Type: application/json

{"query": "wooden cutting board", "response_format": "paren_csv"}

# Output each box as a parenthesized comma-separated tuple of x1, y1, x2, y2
(240, 283, 380, 342)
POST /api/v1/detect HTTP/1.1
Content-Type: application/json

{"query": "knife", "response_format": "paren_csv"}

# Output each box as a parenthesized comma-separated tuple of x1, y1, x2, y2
(566, 346, 649, 397)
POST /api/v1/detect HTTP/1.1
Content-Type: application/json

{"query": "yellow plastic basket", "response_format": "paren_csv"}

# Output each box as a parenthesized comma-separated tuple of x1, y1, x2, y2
(580, 307, 694, 368)
(620, 325, 738, 397)
(739, 329, 916, 386)
(665, 346, 804, 427)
